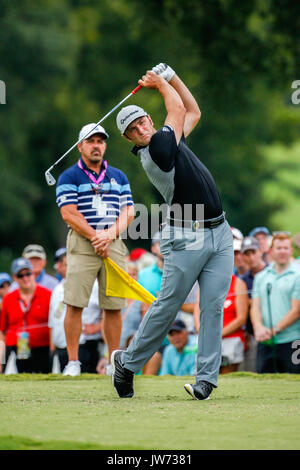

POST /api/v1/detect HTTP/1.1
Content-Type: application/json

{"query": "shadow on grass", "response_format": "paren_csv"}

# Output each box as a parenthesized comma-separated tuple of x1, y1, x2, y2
(221, 372, 300, 381)
(1, 372, 299, 382)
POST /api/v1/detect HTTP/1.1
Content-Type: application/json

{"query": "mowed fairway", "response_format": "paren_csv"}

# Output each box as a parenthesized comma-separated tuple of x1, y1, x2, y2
(0, 373, 299, 450)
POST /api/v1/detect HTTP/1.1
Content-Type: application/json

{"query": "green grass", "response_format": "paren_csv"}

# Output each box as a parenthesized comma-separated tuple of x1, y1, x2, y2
(0, 373, 299, 450)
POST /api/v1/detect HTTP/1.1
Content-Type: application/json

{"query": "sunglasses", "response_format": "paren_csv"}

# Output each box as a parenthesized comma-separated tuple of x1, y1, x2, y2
(16, 271, 33, 279)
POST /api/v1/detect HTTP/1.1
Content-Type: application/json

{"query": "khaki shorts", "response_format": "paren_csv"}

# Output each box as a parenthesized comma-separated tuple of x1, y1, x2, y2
(64, 229, 127, 310)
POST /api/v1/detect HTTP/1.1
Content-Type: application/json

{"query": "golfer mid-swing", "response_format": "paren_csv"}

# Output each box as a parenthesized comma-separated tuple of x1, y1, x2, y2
(112, 63, 234, 400)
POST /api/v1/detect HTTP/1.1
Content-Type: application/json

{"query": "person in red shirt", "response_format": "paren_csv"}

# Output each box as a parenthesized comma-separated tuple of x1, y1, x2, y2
(0, 258, 51, 374)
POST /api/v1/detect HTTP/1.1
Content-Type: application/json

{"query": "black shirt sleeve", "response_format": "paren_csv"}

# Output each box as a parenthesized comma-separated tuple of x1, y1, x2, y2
(148, 125, 178, 172)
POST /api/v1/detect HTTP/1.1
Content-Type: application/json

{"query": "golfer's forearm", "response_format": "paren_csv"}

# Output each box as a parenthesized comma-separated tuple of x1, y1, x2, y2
(157, 81, 186, 144)
(158, 80, 186, 118)
(169, 75, 201, 119)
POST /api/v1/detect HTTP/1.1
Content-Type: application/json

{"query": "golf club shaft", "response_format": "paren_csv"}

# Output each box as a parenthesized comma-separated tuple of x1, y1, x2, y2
(45, 84, 142, 176)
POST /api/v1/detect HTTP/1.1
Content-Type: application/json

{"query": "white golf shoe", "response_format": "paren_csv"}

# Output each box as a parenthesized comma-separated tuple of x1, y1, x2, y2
(62, 360, 81, 377)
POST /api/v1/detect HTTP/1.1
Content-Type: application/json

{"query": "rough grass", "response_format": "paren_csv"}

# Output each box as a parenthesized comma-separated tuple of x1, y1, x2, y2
(0, 372, 299, 450)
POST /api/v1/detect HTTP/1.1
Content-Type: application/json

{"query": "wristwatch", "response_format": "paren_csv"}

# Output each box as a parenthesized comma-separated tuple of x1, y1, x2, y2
(273, 325, 281, 334)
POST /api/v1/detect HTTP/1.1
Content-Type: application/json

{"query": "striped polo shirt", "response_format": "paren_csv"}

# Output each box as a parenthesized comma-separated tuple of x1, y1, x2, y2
(56, 157, 134, 230)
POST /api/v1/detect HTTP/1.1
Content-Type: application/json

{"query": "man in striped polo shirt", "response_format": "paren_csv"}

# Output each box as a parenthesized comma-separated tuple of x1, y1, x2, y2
(56, 123, 134, 376)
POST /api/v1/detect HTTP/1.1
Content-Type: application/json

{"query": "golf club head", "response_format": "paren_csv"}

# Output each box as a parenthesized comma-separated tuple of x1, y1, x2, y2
(45, 170, 56, 186)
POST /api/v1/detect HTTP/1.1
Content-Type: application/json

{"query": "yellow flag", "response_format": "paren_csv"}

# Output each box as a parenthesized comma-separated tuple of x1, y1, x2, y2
(103, 257, 156, 305)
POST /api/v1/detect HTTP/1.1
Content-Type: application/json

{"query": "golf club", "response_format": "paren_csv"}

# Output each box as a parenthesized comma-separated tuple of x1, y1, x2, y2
(45, 84, 142, 186)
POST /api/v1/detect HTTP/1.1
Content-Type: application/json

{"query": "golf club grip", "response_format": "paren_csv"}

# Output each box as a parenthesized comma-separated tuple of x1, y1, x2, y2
(131, 85, 142, 94)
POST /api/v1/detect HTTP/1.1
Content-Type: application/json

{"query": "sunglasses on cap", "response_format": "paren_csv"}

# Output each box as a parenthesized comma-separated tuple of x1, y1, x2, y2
(16, 271, 33, 279)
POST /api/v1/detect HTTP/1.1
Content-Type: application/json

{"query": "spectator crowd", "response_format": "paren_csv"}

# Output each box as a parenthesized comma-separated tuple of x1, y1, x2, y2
(0, 225, 300, 376)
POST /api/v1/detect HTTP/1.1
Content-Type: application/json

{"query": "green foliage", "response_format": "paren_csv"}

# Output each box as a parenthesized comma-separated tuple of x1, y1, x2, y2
(129, 0, 300, 233)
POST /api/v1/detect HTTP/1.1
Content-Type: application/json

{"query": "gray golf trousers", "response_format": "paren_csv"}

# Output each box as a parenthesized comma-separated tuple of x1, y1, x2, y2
(121, 218, 234, 387)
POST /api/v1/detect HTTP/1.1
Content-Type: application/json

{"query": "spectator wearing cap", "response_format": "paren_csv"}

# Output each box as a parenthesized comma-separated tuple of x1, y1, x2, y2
(233, 238, 249, 277)
(128, 244, 155, 273)
(55, 122, 134, 376)
(0, 258, 51, 374)
(248, 227, 272, 264)
(136, 252, 156, 272)
(251, 233, 300, 373)
(9, 245, 58, 293)
(128, 248, 147, 263)
(231, 227, 244, 241)
(0, 273, 12, 313)
(237, 236, 268, 372)
(160, 320, 197, 376)
(230, 227, 249, 277)
(22, 244, 58, 291)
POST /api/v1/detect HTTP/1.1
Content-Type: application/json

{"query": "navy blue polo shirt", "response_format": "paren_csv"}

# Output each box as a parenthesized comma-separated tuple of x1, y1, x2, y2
(56, 158, 134, 230)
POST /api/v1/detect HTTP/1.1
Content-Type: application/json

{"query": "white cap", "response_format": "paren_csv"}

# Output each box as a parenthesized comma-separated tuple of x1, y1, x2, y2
(231, 227, 244, 240)
(79, 123, 109, 142)
(116, 105, 148, 134)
